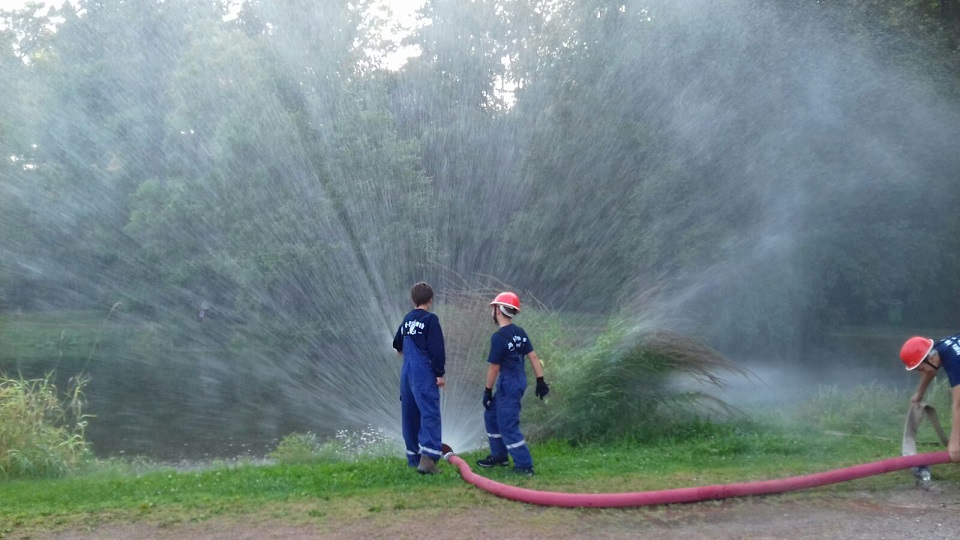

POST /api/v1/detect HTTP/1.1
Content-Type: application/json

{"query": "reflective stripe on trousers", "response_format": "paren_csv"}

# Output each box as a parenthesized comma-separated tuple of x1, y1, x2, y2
(484, 372, 533, 469)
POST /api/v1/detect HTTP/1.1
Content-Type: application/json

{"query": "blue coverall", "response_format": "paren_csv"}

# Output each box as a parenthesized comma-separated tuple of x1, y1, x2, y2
(484, 324, 534, 470)
(393, 309, 445, 466)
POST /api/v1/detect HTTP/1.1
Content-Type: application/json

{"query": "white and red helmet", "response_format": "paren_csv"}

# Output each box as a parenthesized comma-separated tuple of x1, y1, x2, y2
(900, 336, 935, 371)
(490, 292, 520, 317)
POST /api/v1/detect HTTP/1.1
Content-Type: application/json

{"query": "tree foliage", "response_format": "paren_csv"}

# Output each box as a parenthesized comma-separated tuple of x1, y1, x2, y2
(0, 0, 958, 355)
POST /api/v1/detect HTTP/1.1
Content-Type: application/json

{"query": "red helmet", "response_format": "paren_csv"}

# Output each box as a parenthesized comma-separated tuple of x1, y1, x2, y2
(900, 336, 934, 371)
(490, 292, 520, 312)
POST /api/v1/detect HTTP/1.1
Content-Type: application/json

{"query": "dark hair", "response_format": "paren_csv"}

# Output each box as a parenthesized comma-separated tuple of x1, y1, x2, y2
(411, 282, 434, 306)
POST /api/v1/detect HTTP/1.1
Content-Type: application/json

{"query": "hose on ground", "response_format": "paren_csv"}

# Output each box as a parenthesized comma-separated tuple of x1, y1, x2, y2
(442, 451, 952, 508)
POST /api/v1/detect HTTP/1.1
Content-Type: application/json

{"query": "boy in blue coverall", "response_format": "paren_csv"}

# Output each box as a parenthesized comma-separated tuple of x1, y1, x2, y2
(901, 334, 960, 465)
(393, 282, 446, 474)
(478, 292, 549, 476)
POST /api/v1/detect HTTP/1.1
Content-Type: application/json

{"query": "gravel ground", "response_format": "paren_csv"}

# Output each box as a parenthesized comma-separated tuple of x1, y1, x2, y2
(29, 479, 960, 540)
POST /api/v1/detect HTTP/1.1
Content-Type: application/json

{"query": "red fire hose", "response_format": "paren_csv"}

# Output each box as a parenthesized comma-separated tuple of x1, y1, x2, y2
(441, 450, 951, 508)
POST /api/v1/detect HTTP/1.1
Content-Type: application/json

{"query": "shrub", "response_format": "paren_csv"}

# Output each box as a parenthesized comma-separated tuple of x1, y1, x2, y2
(269, 432, 322, 464)
(0, 373, 90, 478)
(526, 315, 745, 443)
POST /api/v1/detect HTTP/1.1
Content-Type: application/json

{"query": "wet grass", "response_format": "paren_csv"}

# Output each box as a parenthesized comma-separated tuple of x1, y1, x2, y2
(0, 311, 110, 348)
(3, 405, 956, 536)
(2, 314, 955, 535)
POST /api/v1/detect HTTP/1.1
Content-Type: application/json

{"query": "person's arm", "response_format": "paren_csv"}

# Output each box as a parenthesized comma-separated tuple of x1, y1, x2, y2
(912, 369, 937, 404)
(485, 333, 505, 389)
(481, 363, 499, 409)
(950, 385, 960, 462)
(426, 315, 446, 386)
(486, 363, 500, 390)
(527, 351, 545, 378)
(392, 325, 403, 355)
(528, 350, 549, 399)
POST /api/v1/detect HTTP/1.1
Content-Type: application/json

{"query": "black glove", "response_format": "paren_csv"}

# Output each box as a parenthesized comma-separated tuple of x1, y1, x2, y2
(535, 377, 550, 400)
(483, 388, 493, 409)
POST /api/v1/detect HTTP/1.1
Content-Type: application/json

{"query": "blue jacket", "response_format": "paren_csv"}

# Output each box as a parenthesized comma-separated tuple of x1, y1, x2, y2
(393, 309, 446, 377)
(487, 323, 533, 378)
(935, 333, 960, 387)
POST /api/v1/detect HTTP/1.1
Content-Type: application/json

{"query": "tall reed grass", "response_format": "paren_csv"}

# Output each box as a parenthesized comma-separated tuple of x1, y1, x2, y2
(799, 379, 954, 442)
(524, 314, 745, 442)
(0, 373, 90, 478)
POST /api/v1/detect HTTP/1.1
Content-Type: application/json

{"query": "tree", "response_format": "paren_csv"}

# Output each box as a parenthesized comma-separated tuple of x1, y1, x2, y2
(0, 3, 61, 309)
(4, 0, 229, 310)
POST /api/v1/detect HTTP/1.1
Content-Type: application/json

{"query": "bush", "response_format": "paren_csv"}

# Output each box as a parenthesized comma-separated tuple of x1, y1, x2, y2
(526, 315, 745, 443)
(269, 432, 322, 464)
(0, 373, 90, 478)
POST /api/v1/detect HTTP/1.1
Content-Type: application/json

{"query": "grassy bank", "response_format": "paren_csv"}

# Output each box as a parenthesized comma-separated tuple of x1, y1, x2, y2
(2, 411, 956, 536)
(2, 312, 956, 536)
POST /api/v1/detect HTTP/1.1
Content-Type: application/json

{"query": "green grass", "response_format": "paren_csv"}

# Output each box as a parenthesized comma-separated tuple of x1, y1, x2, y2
(0, 311, 128, 368)
(2, 410, 955, 535)
(2, 313, 954, 535)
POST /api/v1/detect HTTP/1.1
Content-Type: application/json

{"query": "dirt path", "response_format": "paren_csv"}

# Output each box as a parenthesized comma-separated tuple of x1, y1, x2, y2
(30, 481, 960, 540)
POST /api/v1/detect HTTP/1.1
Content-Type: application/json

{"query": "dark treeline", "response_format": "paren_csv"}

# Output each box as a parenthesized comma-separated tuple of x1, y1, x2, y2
(2, 0, 960, 358)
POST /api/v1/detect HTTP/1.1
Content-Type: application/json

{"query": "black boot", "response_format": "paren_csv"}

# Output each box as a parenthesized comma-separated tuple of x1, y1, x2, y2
(476, 455, 509, 468)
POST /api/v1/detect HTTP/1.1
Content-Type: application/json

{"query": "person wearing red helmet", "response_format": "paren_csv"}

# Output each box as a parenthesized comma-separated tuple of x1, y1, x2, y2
(392, 282, 446, 474)
(900, 334, 960, 462)
(477, 292, 549, 476)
